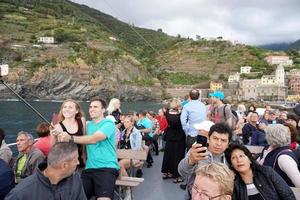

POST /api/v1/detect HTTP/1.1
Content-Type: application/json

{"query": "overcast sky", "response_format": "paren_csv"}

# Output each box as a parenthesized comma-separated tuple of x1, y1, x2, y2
(71, 0, 300, 45)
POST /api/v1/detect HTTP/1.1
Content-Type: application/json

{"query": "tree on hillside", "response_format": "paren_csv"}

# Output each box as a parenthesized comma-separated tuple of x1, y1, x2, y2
(218, 73, 227, 81)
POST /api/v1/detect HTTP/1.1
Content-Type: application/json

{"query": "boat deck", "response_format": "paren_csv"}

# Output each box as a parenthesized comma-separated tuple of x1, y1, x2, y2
(133, 152, 185, 200)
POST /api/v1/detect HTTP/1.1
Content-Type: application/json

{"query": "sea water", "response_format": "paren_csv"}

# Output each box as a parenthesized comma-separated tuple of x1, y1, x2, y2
(0, 100, 162, 144)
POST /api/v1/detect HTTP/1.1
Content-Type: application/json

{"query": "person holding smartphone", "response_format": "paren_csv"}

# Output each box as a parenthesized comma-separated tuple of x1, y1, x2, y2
(51, 99, 86, 168)
(178, 123, 232, 200)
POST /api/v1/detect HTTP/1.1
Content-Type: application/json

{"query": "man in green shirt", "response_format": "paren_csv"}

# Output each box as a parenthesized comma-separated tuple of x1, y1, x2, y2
(14, 131, 45, 183)
(58, 97, 119, 200)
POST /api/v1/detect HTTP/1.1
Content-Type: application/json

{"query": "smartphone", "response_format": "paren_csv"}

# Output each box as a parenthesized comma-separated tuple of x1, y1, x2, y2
(197, 135, 207, 153)
(51, 113, 60, 125)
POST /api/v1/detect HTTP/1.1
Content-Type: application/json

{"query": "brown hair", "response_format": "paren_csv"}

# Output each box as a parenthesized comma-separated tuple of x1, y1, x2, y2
(36, 122, 50, 137)
(284, 122, 298, 143)
(58, 99, 84, 121)
(90, 97, 107, 109)
(148, 111, 156, 118)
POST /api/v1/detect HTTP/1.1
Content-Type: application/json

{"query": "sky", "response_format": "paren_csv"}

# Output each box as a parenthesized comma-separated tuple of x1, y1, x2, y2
(71, 0, 300, 45)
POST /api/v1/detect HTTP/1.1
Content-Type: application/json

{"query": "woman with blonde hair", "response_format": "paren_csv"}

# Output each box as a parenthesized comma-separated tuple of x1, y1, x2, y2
(107, 98, 122, 125)
(192, 162, 234, 200)
(161, 98, 186, 183)
(52, 99, 86, 167)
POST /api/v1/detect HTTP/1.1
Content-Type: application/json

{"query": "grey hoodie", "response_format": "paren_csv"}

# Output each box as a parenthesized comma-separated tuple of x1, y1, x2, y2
(178, 150, 227, 200)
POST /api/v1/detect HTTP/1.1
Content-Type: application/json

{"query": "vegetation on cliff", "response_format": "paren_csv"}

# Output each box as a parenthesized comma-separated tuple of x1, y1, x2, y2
(1, 0, 299, 100)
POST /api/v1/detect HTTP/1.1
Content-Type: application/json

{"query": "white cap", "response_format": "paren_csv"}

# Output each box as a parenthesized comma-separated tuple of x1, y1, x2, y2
(106, 115, 116, 123)
(194, 120, 214, 132)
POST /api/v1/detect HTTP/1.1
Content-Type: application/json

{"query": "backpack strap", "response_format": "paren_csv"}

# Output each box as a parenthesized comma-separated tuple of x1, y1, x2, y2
(223, 104, 227, 118)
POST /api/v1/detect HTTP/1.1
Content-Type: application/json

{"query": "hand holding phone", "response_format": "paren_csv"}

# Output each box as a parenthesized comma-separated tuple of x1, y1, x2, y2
(51, 113, 59, 126)
(197, 135, 208, 153)
(188, 137, 208, 165)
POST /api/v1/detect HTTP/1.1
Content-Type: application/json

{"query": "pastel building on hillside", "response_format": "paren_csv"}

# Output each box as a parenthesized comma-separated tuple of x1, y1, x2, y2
(238, 65, 286, 101)
(228, 73, 240, 83)
(240, 66, 252, 74)
(265, 56, 293, 66)
(210, 81, 223, 91)
(38, 37, 54, 44)
(289, 69, 300, 94)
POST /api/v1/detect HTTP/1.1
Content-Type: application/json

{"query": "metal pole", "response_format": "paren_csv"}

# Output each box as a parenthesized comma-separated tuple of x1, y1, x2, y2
(0, 77, 51, 125)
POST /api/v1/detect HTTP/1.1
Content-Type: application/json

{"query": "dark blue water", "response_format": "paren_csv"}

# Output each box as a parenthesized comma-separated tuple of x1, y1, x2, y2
(0, 100, 162, 144)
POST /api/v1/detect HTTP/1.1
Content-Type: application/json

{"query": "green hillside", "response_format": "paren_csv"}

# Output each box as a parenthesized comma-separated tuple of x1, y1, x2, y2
(289, 39, 300, 51)
(0, 0, 293, 92)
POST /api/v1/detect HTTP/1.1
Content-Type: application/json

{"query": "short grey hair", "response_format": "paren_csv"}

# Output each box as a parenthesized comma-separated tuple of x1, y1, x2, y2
(47, 142, 78, 167)
(17, 131, 34, 141)
(195, 162, 234, 196)
(265, 124, 290, 147)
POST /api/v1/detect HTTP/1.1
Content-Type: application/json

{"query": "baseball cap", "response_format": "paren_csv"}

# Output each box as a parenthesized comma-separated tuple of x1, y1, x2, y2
(194, 120, 215, 132)
(209, 91, 224, 100)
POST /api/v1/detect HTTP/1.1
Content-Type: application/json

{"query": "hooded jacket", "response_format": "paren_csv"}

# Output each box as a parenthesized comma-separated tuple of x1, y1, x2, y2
(5, 162, 87, 200)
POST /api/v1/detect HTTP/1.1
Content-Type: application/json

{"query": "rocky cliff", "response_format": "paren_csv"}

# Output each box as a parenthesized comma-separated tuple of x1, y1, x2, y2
(0, 58, 163, 101)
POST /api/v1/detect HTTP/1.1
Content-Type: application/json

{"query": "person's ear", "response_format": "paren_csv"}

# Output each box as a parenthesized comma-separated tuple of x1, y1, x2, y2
(28, 139, 34, 145)
(224, 195, 232, 200)
(63, 162, 68, 169)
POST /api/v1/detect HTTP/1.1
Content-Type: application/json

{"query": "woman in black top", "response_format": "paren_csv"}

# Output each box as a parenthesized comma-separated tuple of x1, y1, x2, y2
(161, 98, 186, 183)
(52, 99, 86, 168)
(225, 144, 295, 200)
(107, 98, 122, 124)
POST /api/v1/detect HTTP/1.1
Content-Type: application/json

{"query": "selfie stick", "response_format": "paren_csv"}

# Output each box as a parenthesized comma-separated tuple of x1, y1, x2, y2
(0, 77, 51, 125)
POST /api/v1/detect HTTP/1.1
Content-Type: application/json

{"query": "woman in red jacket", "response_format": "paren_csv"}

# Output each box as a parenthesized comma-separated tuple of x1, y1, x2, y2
(156, 108, 168, 152)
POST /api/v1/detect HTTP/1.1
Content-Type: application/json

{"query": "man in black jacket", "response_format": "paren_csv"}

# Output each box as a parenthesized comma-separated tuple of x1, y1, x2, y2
(5, 142, 86, 200)
(242, 112, 259, 144)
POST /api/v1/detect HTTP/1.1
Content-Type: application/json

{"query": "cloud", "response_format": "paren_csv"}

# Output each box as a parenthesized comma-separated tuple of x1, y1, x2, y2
(72, 0, 300, 45)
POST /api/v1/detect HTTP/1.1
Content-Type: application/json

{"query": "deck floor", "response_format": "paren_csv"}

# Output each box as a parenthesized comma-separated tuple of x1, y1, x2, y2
(133, 152, 185, 200)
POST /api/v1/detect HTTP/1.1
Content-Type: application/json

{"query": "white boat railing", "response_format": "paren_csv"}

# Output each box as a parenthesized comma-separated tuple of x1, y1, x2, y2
(7, 139, 39, 147)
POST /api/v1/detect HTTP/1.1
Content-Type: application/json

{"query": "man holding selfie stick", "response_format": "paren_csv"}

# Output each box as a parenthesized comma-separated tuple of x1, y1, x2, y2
(178, 123, 232, 200)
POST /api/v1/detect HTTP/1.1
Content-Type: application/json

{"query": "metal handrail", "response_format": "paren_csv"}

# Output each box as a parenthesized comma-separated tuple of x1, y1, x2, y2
(7, 139, 39, 147)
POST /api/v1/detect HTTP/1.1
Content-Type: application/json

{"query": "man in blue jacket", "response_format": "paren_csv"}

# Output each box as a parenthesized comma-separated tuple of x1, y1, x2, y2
(0, 158, 14, 199)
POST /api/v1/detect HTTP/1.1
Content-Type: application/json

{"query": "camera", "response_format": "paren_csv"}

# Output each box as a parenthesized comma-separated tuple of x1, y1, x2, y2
(0, 64, 9, 76)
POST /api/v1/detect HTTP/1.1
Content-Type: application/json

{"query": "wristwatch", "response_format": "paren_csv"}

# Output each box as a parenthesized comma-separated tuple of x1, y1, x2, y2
(70, 135, 74, 143)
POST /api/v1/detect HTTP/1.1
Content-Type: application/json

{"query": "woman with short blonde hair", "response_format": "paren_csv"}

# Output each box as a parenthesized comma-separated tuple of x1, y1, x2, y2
(192, 162, 234, 200)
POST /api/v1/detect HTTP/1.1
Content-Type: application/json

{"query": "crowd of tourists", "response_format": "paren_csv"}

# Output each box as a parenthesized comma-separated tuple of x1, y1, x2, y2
(1, 90, 300, 200)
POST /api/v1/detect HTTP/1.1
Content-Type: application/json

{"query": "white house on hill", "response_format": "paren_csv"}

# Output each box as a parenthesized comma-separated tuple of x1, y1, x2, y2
(38, 37, 54, 44)
(228, 73, 240, 83)
(240, 66, 252, 74)
(265, 56, 293, 66)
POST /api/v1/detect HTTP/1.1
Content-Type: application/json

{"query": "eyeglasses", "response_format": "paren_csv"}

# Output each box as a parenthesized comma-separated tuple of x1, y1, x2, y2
(192, 184, 226, 200)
